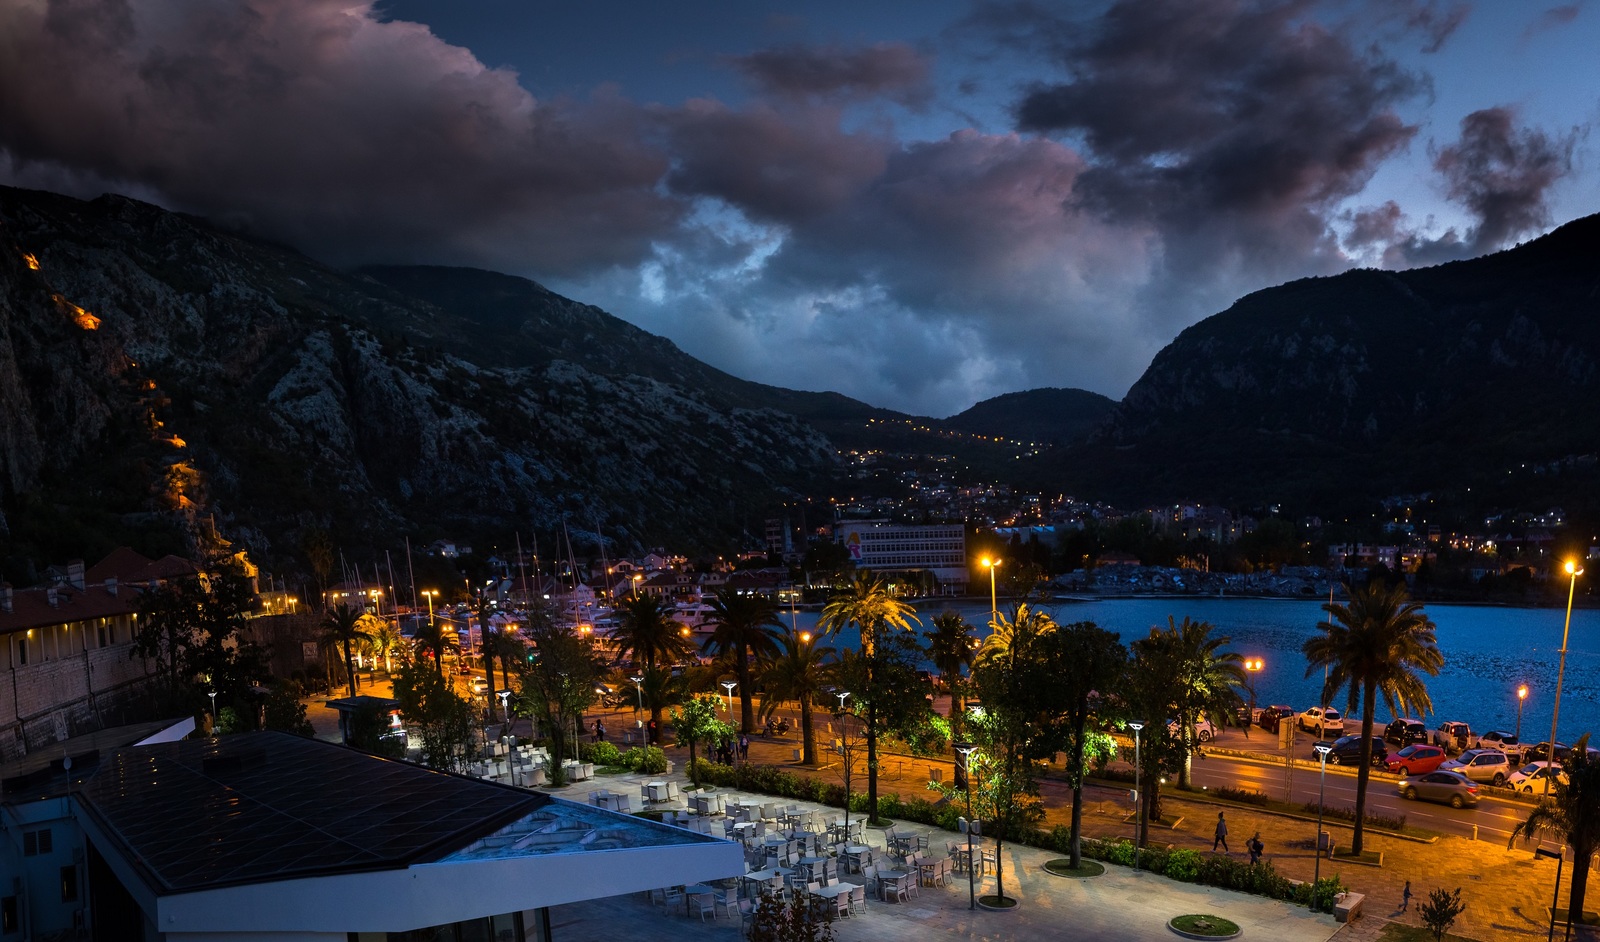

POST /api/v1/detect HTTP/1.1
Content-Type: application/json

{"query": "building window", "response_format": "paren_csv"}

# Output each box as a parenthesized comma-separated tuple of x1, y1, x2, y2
(61, 864, 78, 903)
(23, 828, 51, 856)
(13, 637, 25, 667)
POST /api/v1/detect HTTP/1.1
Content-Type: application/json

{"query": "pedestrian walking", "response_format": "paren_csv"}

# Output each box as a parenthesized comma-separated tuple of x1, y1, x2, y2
(594, 719, 606, 743)
(1401, 881, 1411, 912)
(739, 734, 750, 760)
(1247, 832, 1263, 865)
(1212, 811, 1229, 852)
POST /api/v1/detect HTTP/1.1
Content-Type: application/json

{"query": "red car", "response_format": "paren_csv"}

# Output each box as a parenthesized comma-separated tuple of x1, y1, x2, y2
(1387, 743, 1447, 775)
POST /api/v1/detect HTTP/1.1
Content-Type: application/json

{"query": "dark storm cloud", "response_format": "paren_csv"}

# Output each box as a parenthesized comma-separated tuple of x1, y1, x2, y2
(0, 0, 679, 274)
(1009, 0, 1424, 294)
(660, 101, 892, 223)
(725, 42, 934, 107)
(1345, 107, 1577, 266)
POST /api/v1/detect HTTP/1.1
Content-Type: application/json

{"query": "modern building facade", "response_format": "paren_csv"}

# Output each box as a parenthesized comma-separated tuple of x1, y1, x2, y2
(833, 521, 968, 592)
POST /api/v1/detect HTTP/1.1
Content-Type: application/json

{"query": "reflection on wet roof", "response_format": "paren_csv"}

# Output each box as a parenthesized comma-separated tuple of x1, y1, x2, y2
(441, 800, 707, 861)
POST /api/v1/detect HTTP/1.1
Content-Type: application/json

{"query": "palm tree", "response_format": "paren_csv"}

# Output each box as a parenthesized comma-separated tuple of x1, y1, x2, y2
(1166, 615, 1246, 787)
(472, 596, 498, 708)
(818, 572, 920, 824)
(1510, 733, 1600, 920)
(319, 603, 373, 698)
(613, 595, 692, 741)
(1040, 620, 1126, 868)
(411, 618, 461, 679)
(483, 626, 525, 694)
(702, 589, 783, 734)
(1303, 581, 1442, 854)
(368, 619, 406, 675)
(760, 628, 835, 764)
(924, 611, 976, 736)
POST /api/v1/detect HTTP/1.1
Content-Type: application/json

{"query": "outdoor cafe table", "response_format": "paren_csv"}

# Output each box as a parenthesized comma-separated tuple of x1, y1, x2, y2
(742, 867, 791, 897)
(646, 781, 671, 802)
(877, 870, 913, 902)
(794, 855, 828, 881)
(683, 883, 716, 917)
(812, 884, 852, 900)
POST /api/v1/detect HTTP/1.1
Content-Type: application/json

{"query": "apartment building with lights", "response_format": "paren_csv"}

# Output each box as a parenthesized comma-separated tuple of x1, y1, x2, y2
(833, 520, 969, 593)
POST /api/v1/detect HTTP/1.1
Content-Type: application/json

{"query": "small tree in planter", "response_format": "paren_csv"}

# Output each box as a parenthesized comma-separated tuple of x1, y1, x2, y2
(747, 889, 837, 942)
(1420, 887, 1465, 942)
(670, 694, 735, 788)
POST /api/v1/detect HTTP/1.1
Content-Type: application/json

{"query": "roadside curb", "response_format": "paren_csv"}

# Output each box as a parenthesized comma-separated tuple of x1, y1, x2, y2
(1087, 780, 1440, 845)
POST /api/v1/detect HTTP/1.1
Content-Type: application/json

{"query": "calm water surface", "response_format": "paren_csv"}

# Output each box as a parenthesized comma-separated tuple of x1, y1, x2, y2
(781, 596, 1600, 743)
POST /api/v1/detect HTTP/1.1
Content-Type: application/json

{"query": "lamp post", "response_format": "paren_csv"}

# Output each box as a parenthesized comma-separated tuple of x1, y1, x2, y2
(835, 689, 852, 836)
(1517, 684, 1529, 742)
(981, 557, 1001, 630)
(208, 690, 217, 723)
(632, 573, 642, 598)
(1535, 846, 1567, 942)
(954, 742, 978, 910)
(631, 674, 644, 716)
(1312, 743, 1333, 906)
(721, 680, 738, 717)
(422, 589, 438, 627)
(1127, 721, 1144, 873)
(498, 689, 511, 725)
(1244, 657, 1264, 724)
(1546, 560, 1584, 796)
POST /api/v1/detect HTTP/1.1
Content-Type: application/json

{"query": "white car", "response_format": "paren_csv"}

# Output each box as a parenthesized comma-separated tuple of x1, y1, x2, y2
(1298, 706, 1345, 736)
(1507, 761, 1567, 793)
(1167, 718, 1217, 743)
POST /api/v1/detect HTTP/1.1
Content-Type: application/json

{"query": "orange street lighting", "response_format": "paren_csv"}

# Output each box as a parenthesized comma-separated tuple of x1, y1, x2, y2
(1517, 683, 1529, 741)
(1546, 559, 1585, 795)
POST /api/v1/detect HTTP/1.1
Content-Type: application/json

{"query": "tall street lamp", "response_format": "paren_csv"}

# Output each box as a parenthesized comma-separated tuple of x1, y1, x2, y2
(208, 690, 217, 723)
(1312, 743, 1333, 905)
(981, 557, 1001, 630)
(1547, 559, 1584, 796)
(835, 690, 852, 836)
(954, 743, 978, 910)
(721, 680, 738, 717)
(422, 589, 438, 627)
(1127, 721, 1144, 873)
(1535, 846, 1567, 942)
(631, 673, 644, 716)
(1244, 657, 1264, 724)
(498, 689, 512, 725)
(1517, 684, 1529, 742)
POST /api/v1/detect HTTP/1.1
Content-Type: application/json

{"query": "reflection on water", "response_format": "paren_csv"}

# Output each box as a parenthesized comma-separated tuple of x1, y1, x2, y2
(784, 596, 1600, 741)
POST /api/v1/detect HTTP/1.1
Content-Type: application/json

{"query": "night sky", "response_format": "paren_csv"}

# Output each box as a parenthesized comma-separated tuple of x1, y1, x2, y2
(2, 1, 1595, 416)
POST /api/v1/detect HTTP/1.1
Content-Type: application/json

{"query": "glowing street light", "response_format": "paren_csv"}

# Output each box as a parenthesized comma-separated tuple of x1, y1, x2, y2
(1517, 684, 1529, 742)
(721, 680, 738, 716)
(1127, 721, 1144, 873)
(981, 557, 1001, 631)
(954, 743, 979, 910)
(1313, 743, 1333, 902)
(1546, 559, 1584, 796)
(1244, 657, 1265, 723)
(421, 589, 439, 627)
(498, 689, 512, 724)
(631, 674, 644, 715)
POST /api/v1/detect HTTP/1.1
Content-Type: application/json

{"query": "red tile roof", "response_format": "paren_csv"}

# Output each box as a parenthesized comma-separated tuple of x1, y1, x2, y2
(2, 548, 199, 635)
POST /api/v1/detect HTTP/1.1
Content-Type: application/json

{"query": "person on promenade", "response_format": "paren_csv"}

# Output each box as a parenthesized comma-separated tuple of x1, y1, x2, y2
(1247, 832, 1263, 864)
(1401, 881, 1411, 912)
(1213, 812, 1229, 852)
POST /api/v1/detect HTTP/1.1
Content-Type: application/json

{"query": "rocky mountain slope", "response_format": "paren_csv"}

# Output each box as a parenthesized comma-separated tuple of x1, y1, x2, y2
(0, 187, 849, 568)
(1033, 212, 1600, 516)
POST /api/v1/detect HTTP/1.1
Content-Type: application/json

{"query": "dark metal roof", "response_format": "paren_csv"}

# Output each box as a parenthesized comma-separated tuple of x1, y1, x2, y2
(75, 732, 545, 894)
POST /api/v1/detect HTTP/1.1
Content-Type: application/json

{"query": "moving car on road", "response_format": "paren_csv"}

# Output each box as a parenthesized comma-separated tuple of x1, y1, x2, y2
(1398, 770, 1480, 808)
(1386, 744, 1448, 775)
(1298, 706, 1345, 737)
(1440, 748, 1512, 786)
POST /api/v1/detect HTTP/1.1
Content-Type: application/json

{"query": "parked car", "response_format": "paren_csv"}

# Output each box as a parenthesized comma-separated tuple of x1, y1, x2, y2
(1258, 705, 1295, 734)
(1475, 730, 1523, 760)
(1386, 743, 1448, 775)
(1431, 721, 1472, 753)
(1166, 718, 1217, 742)
(1384, 717, 1428, 745)
(1298, 706, 1345, 737)
(1440, 748, 1512, 786)
(468, 677, 490, 696)
(1398, 770, 1480, 808)
(1525, 741, 1570, 764)
(1507, 761, 1568, 793)
(1315, 735, 1388, 767)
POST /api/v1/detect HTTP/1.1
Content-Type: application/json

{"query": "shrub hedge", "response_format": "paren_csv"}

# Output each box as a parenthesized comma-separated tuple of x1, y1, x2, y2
(688, 761, 1343, 908)
(1301, 801, 1406, 832)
